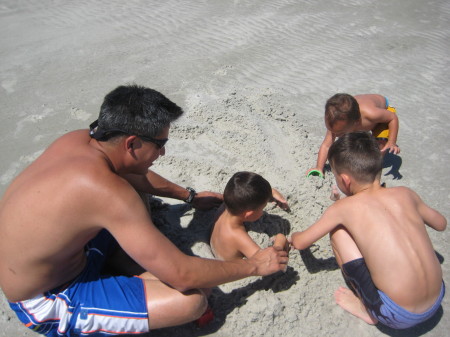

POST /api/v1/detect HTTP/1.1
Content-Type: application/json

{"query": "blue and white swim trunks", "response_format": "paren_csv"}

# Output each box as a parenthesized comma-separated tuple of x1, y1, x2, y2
(9, 230, 149, 336)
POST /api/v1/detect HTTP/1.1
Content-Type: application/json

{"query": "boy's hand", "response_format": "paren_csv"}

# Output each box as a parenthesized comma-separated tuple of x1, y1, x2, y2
(272, 233, 290, 254)
(248, 247, 289, 276)
(381, 142, 400, 155)
(306, 168, 324, 178)
(271, 188, 290, 212)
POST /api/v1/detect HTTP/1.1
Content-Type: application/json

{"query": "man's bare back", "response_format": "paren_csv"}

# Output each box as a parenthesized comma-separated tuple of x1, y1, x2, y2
(0, 130, 114, 301)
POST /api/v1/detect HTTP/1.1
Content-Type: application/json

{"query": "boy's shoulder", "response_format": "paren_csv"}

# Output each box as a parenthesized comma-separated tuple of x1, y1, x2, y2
(355, 94, 388, 116)
(333, 186, 413, 208)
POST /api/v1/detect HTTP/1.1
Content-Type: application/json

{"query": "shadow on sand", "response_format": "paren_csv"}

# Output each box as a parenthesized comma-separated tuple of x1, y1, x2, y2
(135, 199, 296, 336)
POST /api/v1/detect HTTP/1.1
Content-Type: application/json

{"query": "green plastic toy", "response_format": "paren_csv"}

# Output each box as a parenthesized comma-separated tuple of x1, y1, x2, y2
(307, 169, 324, 178)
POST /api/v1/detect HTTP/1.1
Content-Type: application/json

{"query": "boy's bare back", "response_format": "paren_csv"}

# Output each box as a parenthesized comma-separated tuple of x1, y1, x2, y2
(210, 207, 261, 261)
(353, 94, 391, 131)
(323, 185, 444, 312)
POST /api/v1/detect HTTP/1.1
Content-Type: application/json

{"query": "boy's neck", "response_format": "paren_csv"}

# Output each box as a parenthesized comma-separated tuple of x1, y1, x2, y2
(350, 179, 381, 195)
(222, 209, 246, 228)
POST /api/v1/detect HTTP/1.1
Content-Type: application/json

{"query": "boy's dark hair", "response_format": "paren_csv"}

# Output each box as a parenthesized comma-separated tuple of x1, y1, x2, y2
(328, 132, 382, 183)
(223, 171, 272, 216)
(97, 84, 183, 139)
(325, 93, 360, 128)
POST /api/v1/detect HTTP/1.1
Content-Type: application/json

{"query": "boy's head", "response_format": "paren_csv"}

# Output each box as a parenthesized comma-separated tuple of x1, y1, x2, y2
(223, 171, 272, 218)
(328, 132, 382, 184)
(93, 84, 183, 141)
(325, 93, 360, 136)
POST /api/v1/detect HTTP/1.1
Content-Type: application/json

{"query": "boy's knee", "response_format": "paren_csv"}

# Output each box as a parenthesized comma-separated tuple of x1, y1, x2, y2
(329, 225, 345, 242)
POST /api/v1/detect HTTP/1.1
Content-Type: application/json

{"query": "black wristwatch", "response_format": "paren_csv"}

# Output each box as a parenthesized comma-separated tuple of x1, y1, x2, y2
(184, 187, 197, 203)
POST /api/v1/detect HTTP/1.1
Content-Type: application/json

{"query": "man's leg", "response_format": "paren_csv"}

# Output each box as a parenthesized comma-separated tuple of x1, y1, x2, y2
(330, 226, 378, 325)
(140, 272, 208, 330)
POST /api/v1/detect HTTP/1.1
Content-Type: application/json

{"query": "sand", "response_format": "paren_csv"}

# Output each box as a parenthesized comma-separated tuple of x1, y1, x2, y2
(1, 1, 449, 336)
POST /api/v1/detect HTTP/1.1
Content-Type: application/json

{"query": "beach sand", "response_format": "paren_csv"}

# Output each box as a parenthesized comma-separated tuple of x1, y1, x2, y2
(1, 1, 449, 336)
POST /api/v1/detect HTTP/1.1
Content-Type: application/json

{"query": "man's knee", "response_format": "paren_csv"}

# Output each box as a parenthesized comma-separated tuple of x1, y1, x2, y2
(183, 289, 208, 320)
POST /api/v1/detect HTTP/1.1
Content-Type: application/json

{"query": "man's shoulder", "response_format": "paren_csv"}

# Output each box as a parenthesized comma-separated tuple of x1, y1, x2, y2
(42, 132, 125, 193)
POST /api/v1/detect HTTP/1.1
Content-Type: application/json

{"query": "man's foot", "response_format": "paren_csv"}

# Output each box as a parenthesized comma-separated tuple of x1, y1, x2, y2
(195, 306, 214, 327)
(330, 185, 341, 201)
(334, 287, 378, 325)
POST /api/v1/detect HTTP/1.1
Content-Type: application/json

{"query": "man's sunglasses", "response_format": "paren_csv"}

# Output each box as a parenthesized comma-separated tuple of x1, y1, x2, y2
(89, 120, 168, 149)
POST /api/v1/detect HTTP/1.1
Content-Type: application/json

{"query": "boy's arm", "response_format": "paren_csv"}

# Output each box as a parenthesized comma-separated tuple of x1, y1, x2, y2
(234, 228, 264, 259)
(271, 188, 290, 211)
(366, 107, 400, 154)
(307, 130, 335, 175)
(291, 203, 342, 250)
(413, 190, 447, 231)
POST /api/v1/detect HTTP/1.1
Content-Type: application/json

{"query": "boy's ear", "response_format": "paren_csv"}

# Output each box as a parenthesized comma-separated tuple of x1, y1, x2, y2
(340, 173, 352, 191)
(243, 210, 255, 220)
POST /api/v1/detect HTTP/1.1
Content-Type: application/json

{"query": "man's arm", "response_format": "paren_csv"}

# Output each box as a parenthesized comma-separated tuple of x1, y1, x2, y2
(307, 130, 335, 176)
(290, 203, 342, 250)
(104, 185, 287, 291)
(124, 170, 223, 209)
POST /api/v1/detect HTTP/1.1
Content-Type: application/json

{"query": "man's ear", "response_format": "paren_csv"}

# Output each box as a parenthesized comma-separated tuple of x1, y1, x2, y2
(124, 136, 138, 153)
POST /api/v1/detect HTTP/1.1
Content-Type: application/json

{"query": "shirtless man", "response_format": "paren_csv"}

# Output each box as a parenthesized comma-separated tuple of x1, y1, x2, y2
(307, 93, 400, 178)
(293, 132, 446, 329)
(0, 85, 288, 336)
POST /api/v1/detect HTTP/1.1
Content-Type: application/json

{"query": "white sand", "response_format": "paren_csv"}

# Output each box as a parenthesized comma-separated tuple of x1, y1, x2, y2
(1, 1, 449, 336)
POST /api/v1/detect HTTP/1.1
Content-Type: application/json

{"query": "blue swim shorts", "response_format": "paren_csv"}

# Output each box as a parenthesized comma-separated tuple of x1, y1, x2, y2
(342, 257, 445, 329)
(9, 230, 149, 337)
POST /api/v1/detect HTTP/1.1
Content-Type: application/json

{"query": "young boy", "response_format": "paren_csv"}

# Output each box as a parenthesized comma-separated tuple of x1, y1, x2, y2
(210, 171, 290, 261)
(292, 132, 446, 329)
(307, 93, 400, 177)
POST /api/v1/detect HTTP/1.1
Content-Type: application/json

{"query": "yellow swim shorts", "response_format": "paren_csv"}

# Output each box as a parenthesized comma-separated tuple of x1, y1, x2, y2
(372, 106, 396, 139)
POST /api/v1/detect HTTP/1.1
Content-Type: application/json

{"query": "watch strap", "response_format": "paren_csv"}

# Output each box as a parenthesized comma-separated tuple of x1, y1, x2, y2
(184, 187, 197, 203)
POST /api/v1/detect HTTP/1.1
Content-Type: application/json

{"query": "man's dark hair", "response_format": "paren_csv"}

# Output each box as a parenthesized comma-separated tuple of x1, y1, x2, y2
(325, 93, 360, 128)
(223, 171, 272, 216)
(97, 84, 183, 138)
(328, 132, 382, 183)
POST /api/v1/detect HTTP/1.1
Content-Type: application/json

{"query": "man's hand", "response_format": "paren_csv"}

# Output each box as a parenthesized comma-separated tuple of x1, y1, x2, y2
(248, 247, 289, 276)
(192, 191, 223, 210)
(271, 188, 290, 212)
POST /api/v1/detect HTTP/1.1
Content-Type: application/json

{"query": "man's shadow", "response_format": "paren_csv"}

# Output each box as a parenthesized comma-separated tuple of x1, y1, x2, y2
(146, 199, 297, 336)
(143, 266, 299, 337)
